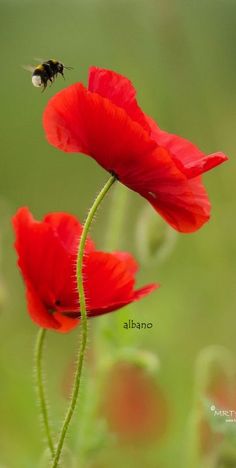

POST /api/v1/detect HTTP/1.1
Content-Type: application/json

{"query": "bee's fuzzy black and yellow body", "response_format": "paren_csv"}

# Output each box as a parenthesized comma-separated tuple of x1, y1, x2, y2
(32, 60, 65, 90)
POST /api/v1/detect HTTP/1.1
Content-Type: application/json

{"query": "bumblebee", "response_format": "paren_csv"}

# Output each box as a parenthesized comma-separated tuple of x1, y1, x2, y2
(24, 59, 72, 90)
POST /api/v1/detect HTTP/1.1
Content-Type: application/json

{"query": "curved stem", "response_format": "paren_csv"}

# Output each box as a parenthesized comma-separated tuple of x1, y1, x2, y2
(35, 328, 55, 458)
(97, 182, 129, 347)
(51, 175, 116, 468)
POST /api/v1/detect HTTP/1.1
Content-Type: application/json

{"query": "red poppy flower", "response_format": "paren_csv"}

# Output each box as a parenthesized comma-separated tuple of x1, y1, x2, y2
(101, 361, 168, 443)
(199, 367, 236, 455)
(13, 207, 157, 333)
(43, 66, 228, 233)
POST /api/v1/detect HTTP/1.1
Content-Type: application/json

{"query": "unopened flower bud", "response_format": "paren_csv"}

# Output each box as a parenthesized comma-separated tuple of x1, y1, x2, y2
(135, 204, 177, 266)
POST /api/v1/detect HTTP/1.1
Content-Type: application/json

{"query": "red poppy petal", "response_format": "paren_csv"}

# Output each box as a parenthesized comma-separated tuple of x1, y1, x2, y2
(145, 175, 210, 233)
(43, 83, 156, 171)
(13, 207, 78, 310)
(120, 147, 211, 233)
(84, 251, 135, 311)
(146, 116, 228, 178)
(26, 282, 79, 332)
(26, 282, 60, 329)
(44, 212, 95, 254)
(112, 252, 139, 274)
(83, 251, 157, 314)
(88, 67, 150, 131)
(52, 311, 79, 333)
(132, 283, 158, 301)
(88, 283, 158, 317)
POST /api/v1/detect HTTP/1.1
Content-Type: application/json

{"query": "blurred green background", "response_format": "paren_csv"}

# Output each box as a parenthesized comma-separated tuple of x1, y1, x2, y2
(0, 0, 235, 467)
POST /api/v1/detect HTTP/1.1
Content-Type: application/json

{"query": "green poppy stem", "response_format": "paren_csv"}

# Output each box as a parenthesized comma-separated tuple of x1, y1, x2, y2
(35, 327, 55, 458)
(51, 174, 116, 468)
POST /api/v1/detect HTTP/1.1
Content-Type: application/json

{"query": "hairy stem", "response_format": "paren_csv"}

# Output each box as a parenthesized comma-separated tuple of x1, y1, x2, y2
(51, 175, 116, 468)
(35, 328, 55, 458)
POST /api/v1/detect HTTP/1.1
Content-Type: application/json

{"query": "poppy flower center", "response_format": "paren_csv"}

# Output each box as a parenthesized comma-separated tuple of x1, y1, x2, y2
(47, 299, 62, 314)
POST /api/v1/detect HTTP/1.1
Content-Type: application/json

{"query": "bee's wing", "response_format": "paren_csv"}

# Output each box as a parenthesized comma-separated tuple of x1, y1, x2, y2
(22, 64, 35, 73)
(33, 57, 45, 64)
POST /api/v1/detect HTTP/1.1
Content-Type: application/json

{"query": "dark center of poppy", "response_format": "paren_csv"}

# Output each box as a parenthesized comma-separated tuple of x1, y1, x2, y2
(48, 299, 61, 314)
(62, 311, 80, 319)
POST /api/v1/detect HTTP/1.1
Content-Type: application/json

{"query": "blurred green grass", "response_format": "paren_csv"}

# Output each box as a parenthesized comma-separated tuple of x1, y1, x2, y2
(0, 0, 235, 466)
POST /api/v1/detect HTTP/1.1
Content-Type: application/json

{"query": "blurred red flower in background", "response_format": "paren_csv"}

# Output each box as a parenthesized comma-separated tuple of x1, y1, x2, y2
(13, 208, 157, 333)
(43, 67, 228, 233)
(101, 362, 168, 443)
(200, 368, 236, 455)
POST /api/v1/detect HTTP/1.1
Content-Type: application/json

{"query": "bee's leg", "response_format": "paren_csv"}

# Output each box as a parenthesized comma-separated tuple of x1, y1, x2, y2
(41, 82, 47, 93)
(40, 75, 48, 92)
